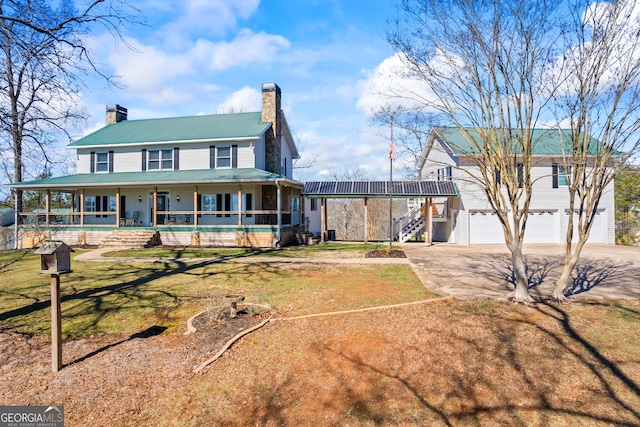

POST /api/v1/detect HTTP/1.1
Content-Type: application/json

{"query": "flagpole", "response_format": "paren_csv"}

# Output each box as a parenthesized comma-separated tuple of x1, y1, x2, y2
(389, 121, 394, 251)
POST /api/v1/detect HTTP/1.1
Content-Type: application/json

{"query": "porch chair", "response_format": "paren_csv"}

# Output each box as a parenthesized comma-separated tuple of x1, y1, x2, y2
(183, 214, 191, 225)
(126, 211, 140, 226)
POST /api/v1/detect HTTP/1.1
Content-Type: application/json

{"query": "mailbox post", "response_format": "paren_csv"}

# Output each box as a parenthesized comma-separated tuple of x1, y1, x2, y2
(34, 241, 74, 372)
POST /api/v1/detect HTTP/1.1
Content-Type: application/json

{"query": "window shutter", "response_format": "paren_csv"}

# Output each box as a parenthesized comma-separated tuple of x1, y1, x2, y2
(197, 194, 202, 218)
(210, 146, 215, 169)
(216, 194, 223, 217)
(224, 193, 231, 217)
(232, 145, 238, 168)
(102, 196, 108, 218)
(246, 193, 253, 218)
(108, 151, 114, 173)
(495, 168, 501, 186)
(95, 196, 100, 217)
(283, 157, 287, 176)
(142, 149, 147, 171)
(120, 195, 126, 219)
(173, 147, 179, 170)
(552, 164, 558, 188)
(90, 152, 95, 173)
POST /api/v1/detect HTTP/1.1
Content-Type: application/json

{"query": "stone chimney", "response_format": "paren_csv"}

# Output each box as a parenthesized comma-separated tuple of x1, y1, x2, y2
(106, 104, 128, 125)
(261, 83, 282, 174)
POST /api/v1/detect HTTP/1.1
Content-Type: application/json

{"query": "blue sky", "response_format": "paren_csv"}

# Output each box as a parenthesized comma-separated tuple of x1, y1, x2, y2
(77, 0, 401, 181)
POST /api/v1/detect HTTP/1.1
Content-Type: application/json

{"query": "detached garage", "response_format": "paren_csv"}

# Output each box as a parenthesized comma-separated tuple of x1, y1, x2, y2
(468, 209, 560, 244)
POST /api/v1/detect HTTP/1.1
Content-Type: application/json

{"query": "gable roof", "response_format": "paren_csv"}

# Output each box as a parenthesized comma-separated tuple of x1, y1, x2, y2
(68, 112, 272, 148)
(431, 127, 605, 156)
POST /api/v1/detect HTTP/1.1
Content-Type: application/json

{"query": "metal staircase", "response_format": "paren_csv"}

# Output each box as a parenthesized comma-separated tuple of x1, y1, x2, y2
(395, 204, 425, 243)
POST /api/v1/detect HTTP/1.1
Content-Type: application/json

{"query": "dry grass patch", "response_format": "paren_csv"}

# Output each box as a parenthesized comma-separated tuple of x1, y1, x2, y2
(136, 300, 640, 427)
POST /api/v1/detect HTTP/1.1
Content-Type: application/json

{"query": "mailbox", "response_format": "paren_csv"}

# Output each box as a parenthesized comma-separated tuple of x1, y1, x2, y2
(34, 241, 74, 274)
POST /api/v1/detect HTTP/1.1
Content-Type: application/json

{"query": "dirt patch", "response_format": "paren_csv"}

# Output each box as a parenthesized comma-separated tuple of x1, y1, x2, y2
(365, 248, 406, 258)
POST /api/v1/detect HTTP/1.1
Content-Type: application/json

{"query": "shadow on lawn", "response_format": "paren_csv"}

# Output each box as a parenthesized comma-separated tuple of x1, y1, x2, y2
(0, 255, 282, 331)
(487, 255, 636, 298)
(66, 325, 167, 367)
(313, 303, 640, 426)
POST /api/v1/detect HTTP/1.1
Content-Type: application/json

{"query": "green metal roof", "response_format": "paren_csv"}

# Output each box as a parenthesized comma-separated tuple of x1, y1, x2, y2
(8, 168, 301, 190)
(68, 112, 271, 147)
(433, 127, 607, 156)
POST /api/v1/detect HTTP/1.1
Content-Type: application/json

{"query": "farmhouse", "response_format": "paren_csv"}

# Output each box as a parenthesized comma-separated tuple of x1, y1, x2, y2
(416, 127, 615, 245)
(9, 83, 303, 248)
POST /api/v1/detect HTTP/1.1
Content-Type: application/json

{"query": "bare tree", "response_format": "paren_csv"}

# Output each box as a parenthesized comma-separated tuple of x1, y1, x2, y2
(292, 135, 319, 182)
(387, 0, 563, 301)
(549, 0, 640, 300)
(0, 0, 140, 224)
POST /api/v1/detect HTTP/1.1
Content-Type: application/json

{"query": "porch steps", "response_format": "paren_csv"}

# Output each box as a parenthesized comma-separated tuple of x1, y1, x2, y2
(101, 229, 161, 249)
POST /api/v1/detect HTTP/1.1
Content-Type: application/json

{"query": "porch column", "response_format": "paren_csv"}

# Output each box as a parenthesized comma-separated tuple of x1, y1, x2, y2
(116, 188, 121, 228)
(238, 185, 243, 227)
(193, 186, 198, 227)
(45, 190, 51, 227)
(153, 187, 158, 228)
(71, 192, 76, 225)
(426, 197, 433, 246)
(363, 197, 369, 244)
(80, 189, 85, 227)
(321, 197, 327, 243)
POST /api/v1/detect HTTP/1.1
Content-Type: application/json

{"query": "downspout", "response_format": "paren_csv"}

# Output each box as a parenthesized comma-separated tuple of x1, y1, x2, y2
(274, 180, 282, 248)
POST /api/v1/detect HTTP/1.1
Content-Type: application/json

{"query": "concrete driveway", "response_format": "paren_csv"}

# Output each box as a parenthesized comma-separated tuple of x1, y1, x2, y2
(401, 243, 640, 300)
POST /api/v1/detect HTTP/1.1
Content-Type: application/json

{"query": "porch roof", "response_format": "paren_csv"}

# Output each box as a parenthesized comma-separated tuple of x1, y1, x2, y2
(8, 168, 302, 191)
(302, 180, 459, 198)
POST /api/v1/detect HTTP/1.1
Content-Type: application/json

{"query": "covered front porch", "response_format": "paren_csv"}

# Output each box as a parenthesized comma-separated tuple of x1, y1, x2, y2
(10, 168, 303, 248)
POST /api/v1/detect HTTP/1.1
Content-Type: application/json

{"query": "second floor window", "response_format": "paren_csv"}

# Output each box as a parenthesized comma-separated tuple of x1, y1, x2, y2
(149, 149, 173, 170)
(96, 153, 109, 172)
(217, 147, 231, 168)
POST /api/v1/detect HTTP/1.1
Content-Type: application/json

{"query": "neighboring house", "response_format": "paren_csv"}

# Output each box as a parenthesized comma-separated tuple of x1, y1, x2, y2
(9, 83, 303, 248)
(417, 127, 615, 245)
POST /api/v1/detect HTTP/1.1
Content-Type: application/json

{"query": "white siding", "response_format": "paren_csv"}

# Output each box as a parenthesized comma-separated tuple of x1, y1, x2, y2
(281, 135, 293, 178)
(421, 147, 616, 244)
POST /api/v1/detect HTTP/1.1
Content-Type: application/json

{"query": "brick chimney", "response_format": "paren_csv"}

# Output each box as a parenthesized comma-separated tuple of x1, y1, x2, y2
(106, 104, 128, 125)
(261, 83, 282, 174)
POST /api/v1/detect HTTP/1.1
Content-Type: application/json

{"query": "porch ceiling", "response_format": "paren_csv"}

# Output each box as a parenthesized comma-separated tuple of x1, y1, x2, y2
(302, 180, 459, 198)
(8, 168, 302, 191)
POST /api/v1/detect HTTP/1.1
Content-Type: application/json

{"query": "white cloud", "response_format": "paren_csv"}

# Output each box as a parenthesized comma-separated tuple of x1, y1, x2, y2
(197, 30, 291, 70)
(216, 86, 262, 113)
(356, 53, 439, 117)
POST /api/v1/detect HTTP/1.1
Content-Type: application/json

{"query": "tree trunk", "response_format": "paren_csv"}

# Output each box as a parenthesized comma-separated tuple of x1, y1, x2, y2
(554, 242, 585, 302)
(509, 243, 533, 302)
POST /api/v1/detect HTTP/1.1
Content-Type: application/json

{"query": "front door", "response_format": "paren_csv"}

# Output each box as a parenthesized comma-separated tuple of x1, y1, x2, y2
(149, 192, 170, 226)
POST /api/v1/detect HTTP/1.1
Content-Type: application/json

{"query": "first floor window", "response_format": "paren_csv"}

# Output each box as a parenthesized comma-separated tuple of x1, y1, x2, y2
(84, 197, 96, 212)
(310, 199, 317, 211)
(202, 195, 217, 212)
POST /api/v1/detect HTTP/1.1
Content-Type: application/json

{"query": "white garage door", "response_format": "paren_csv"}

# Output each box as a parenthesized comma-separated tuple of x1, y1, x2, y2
(469, 211, 505, 244)
(566, 210, 606, 243)
(523, 210, 558, 244)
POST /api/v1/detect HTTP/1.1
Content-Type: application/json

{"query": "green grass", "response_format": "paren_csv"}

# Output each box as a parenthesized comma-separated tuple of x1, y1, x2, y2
(102, 243, 386, 259)
(0, 248, 434, 340)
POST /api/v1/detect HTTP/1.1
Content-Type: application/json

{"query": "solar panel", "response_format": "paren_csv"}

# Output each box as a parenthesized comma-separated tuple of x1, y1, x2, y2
(353, 181, 368, 194)
(302, 180, 458, 197)
(403, 181, 421, 194)
(336, 181, 352, 193)
(369, 181, 387, 194)
(318, 181, 336, 193)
